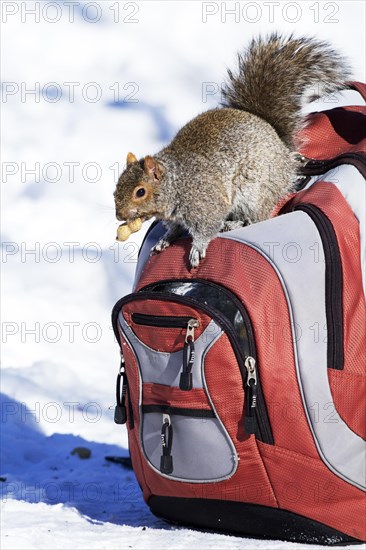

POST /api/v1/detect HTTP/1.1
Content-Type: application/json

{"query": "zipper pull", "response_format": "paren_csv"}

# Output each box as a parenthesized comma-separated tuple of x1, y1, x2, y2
(179, 319, 199, 391)
(244, 356, 258, 435)
(160, 413, 173, 474)
(185, 318, 199, 343)
(114, 355, 127, 425)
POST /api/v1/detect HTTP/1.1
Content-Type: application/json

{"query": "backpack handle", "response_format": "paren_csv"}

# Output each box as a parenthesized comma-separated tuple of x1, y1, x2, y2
(346, 81, 366, 100)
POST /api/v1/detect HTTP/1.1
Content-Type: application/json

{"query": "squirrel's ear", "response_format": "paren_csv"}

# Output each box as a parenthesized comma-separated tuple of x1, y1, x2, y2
(143, 156, 164, 181)
(126, 152, 138, 165)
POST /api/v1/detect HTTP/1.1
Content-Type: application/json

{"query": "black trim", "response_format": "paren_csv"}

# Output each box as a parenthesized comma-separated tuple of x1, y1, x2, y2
(149, 496, 363, 546)
(142, 279, 257, 355)
(295, 175, 312, 191)
(137, 219, 160, 259)
(131, 313, 194, 328)
(142, 405, 215, 418)
(294, 204, 344, 370)
(300, 152, 366, 178)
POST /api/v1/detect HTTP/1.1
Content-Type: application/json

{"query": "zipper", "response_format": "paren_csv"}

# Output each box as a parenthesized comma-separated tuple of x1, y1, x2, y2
(244, 356, 258, 435)
(142, 404, 215, 417)
(294, 203, 344, 370)
(131, 313, 196, 328)
(180, 319, 199, 391)
(112, 288, 274, 445)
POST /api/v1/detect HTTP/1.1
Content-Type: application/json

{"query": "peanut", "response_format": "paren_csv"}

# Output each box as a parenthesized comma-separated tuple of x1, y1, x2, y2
(116, 224, 132, 241)
(116, 217, 143, 241)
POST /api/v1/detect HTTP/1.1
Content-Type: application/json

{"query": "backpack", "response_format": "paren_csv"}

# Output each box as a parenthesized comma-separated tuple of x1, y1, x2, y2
(112, 82, 366, 545)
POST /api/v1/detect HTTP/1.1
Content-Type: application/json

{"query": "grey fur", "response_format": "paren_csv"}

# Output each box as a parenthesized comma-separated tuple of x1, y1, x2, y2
(221, 33, 351, 148)
(114, 34, 351, 267)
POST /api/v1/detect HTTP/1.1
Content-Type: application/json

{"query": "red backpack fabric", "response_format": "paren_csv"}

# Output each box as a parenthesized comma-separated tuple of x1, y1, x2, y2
(112, 83, 366, 545)
(294, 81, 366, 160)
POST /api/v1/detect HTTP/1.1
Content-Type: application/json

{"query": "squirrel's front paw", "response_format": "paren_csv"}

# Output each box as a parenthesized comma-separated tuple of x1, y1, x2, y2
(151, 238, 171, 255)
(189, 244, 207, 268)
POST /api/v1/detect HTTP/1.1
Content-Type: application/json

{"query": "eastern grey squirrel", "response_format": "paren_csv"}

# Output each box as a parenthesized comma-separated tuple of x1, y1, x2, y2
(114, 33, 350, 267)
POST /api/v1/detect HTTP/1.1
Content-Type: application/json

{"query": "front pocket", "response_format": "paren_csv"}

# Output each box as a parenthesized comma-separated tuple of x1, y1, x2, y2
(113, 286, 274, 445)
(139, 280, 274, 444)
(141, 405, 236, 481)
(294, 203, 344, 370)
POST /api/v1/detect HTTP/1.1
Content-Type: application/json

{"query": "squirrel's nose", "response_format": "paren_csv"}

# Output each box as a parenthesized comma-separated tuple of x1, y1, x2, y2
(116, 209, 125, 222)
(120, 208, 139, 221)
(116, 208, 137, 222)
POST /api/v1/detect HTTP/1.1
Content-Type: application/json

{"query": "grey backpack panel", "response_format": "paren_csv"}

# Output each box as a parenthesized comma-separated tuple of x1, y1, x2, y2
(142, 412, 237, 482)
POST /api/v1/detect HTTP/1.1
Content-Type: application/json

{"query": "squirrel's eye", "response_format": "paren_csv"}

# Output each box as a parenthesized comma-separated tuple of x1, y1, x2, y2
(135, 187, 146, 198)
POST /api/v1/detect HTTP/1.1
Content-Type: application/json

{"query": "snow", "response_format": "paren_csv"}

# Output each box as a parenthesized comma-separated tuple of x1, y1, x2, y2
(1, 1, 365, 548)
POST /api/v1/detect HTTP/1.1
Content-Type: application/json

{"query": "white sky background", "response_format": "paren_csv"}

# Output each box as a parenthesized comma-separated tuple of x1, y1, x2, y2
(1, 2, 365, 548)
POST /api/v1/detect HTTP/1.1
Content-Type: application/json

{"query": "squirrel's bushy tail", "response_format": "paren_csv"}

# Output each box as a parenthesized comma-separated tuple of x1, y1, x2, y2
(221, 33, 351, 148)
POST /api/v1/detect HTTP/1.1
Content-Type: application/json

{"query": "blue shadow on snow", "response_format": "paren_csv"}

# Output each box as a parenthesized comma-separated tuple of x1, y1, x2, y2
(0, 393, 169, 529)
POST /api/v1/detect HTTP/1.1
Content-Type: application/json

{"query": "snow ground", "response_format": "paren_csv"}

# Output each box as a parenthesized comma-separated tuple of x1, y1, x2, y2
(1, 1, 365, 548)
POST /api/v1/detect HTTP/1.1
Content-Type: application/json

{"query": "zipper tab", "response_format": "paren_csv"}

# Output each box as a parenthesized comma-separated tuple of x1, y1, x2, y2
(114, 356, 127, 425)
(160, 413, 173, 474)
(162, 413, 171, 426)
(245, 356, 257, 386)
(244, 356, 258, 435)
(185, 318, 199, 343)
(180, 319, 199, 391)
